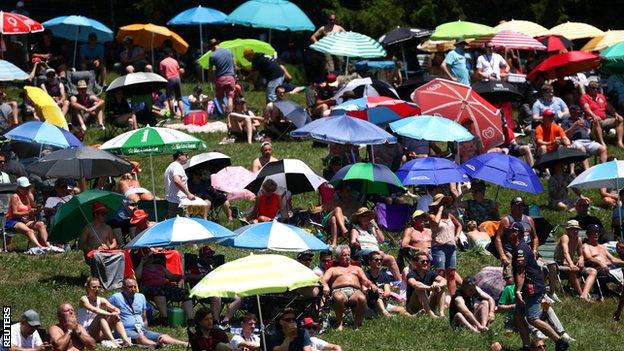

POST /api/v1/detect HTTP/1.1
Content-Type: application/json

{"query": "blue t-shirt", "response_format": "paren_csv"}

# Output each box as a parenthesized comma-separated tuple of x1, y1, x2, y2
(444, 49, 470, 85)
(80, 43, 104, 60)
(209, 48, 235, 78)
(531, 97, 568, 117)
(560, 117, 591, 140)
(109, 292, 147, 329)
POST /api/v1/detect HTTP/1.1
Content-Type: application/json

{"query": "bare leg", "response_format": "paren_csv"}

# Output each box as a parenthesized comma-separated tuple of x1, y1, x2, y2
(475, 301, 490, 328)
(223, 297, 243, 322)
(381, 253, 402, 282)
(182, 300, 194, 320)
(153, 295, 168, 318)
(569, 272, 583, 297)
(514, 313, 531, 347)
(98, 316, 119, 346)
(546, 264, 559, 293)
(211, 297, 222, 322)
(177, 100, 185, 118)
(135, 334, 157, 347)
(113, 319, 133, 346)
(436, 291, 447, 317)
(614, 293, 624, 321)
(375, 298, 391, 317)
(453, 313, 479, 333)
(593, 121, 606, 146)
(222, 201, 233, 220)
(159, 334, 188, 346)
(34, 221, 49, 246)
(333, 207, 348, 237)
(599, 145, 608, 163)
(580, 268, 597, 301)
(328, 215, 338, 247)
(96, 109, 105, 126)
(13, 222, 43, 247)
(245, 117, 254, 144)
(528, 318, 560, 341)
(350, 291, 366, 328)
(332, 291, 347, 331)
(446, 268, 457, 296)
(416, 291, 437, 318)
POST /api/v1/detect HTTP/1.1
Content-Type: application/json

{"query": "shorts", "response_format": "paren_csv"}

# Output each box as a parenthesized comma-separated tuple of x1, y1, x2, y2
(507, 142, 524, 157)
(333, 286, 358, 299)
(431, 244, 457, 270)
(5, 218, 19, 230)
(215, 75, 236, 99)
(142, 285, 190, 302)
(123, 327, 161, 342)
(321, 212, 351, 229)
(571, 139, 603, 155)
(515, 291, 543, 320)
(600, 117, 619, 129)
(166, 77, 182, 100)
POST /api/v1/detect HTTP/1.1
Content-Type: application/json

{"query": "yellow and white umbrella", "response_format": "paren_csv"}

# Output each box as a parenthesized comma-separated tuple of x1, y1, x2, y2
(495, 19, 549, 37)
(549, 21, 604, 40)
(417, 39, 457, 52)
(23, 86, 68, 129)
(581, 30, 624, 52)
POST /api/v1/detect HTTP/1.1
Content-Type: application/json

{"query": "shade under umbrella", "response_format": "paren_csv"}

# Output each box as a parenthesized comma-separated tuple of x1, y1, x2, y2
(389, 115, 474, 143)
(378, 27, 432, 45)
(106, 72, 168, 95)
(330, 162, 405, 195)
(291, 114, 397, 145)
(273, 100, 311, 128)
(471, 80, 523, 103)
(221, 220, 329, 252)
(462, 153, 543, 194)
(396, 157, 469, 186)
(26, 146, 133, 179)
(245, 159, 326, 195)
(534, 147, 588, 170)
(333, 78, 399, 104)
(184, 152, 231, 174)
(125, 217, 235, 249)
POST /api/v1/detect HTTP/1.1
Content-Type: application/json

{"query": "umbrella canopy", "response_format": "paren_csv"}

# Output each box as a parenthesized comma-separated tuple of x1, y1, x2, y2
(462, 153, 543, 194)
(99, 126, 207, 155)
(291, 114, 397, 145)
(471, 80, 523, 103)
(226, 0, 314, 32)
(549, 21, 604, 40)
(106, 72, 167, 94)
(23, 86, 68, 129)
(581, 30, 624, 52)
(125, 217, 235, 249)
(333, 77, 399, 104)
(475, 266, 505, 301)
(396, 157, 469, 186)
(185, 152, 231, 174)
(330, 162, 405, 195)
(567, 160, 624, 190)
(494, 20, 549, 37)
(167, 6, 227, 25)
(211, 166, 256, 201)
(533, 147, 588, 170)
(0, 59, 28, 81)
(331, 96, 420, 126)
(601, 42, 624, 73)
(117, 23, 189, 55)
(273, 100, 311, 128)
(411, 78, 505, 150)
(389, 115, 474, 142)
(536, 35, 573, 52)
(469, 30, 546, 50)
(245, 159, 326, 195)
(49, 190, 123, 243)
(197, 38, 275, 70)
(417, 40, 456, 52)
(0, 11, 43, 34)
(1, 121, 80, 148)
(527, 51, 600, 81)
(26, 146, 133, 179)
(378, 27, 432, 45)
(310, 31, 386, 58)
(221, 220, 329, 251)
(430, 20, 496, 40)
(41, 15, 113, 42)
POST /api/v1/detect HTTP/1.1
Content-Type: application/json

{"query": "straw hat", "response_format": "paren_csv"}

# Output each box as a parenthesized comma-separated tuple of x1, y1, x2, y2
(429, 193, 453, 208)
(76, 80, 88, 89)
(351, 207, 374, 221)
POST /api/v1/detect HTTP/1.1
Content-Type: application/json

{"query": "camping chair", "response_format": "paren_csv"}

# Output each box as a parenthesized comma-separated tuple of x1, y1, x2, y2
(374, 202, 414, 243)
(137, 200, 169, 222)
(66, 70, 103, 96)
(103, 95, 133, 138)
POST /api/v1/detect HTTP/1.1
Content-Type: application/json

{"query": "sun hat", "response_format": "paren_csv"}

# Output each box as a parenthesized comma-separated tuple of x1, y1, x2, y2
(21, 309, 41, 327)
(565, 219, 580, 230)
(411, 209, 427, 219)
(16, 176, 30, 188)
(129, 209, 148, 225)
(45, 68, 56, 75)
(91, 202, 107, 215)
(429, 193, 453, 208)
(76, 80, 88, 89)
(351, 207, 374, 221)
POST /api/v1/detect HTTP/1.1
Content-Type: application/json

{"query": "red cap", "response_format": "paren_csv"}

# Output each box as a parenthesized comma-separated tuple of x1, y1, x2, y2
(129, 209, 148, 225)
(302, 317, 319, 329)
(326, 73, 337, 83)
(91, 202, 107, 214)
(542, 108, 555, 117)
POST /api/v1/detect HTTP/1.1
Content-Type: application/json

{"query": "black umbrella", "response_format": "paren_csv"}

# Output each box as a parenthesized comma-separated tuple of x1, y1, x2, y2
(396, 75, 434, 101)
(273, 100, 311, 128)
(26, 147, 133, 178)
(184, 152, 231, 174)
(334, 78, 399, 104)
(106, 72, 168, 95)
(471, 80, 523, 103)
(534, 147, 588, 170)
(245, 159, 326, 195)
(378, 27, 432, 46)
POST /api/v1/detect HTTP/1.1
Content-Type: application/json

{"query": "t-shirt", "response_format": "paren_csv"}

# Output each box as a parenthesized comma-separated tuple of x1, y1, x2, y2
(108, 292, 147, 329)
(209, 48, 235, 78)
(230, 333, 260, 350)
(579, 93, 608, 119)
(444, 49, 470, 85)
(534, 123, 566, 152)
(406, 268, 438, 303)
(476, 53, 507, 79)
(164, 161, 187, 204)
(532, 97, 568, 117)
(190, 328, 229, 351)
(159, 57, 180, 80)
(251, 54, 283, 81)
(560, 117, 591, 140)
(366, 269, 393, 288)
(310, 336, 328, 351)
(511, 241, 545, 296)
(7, 323, 42, 350)
(44, 195, 73, 210)
(80, 43, 104, 60)
(267, 329, 312, 351)
(498, 284, 516, 322)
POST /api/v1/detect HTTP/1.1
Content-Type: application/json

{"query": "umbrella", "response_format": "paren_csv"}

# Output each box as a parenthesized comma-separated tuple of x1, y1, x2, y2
(378, 27, 432, 45)
(601, 42, 624, 73)
(125, 217, 235, 249)
(184, 152, 231, 174)
(411, 78, 505, 150)
(494, 20, 549, 37)
(117, 23, 189, 65)
(221, 220, 329, 251)
(389, 115, 474, 142)
(23, 86, 68, 129)
(536, 35, 573, 52)
(533, 147, 588, 170)
(430, 20, 496, 40)
(417, 39, 456, 52)
(0, 59, 28, 81)
(475, 266, 505, 301)
(245, 159, 326, 195)
(1, 121, 80, 149)
(105, 72, 167, 95)
(273, 100, 311, 128)
(291, 114, 397, 145)
(42, 15, 114, 68)
(333, 77, 399, 104)
(331, 96, 420, 126)
(197, 38, 275, 70)
(211, 166, 256, 201)
(549, 21, 604, 40)
(49, 189, 123, 243)
(461, 153, 543, 194)
(527, 51, 600, 81)
(581, 30, 624, 52)
(469, 30, 546, 51)
(0, 11, 43, 34)
(396, 157, 469, 186)
(26, 146, 133, 179)
(330, 162, 405, 196)
(471, 80, 523, 103)
(310, 31, 386, 73)
(190, 254, 320, 351)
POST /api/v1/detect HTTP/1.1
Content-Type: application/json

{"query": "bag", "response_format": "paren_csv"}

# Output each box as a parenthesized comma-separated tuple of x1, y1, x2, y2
(184, 110, 208, 126)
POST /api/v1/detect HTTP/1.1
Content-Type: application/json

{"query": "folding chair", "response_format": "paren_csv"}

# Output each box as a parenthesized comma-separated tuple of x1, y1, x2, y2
(66, 70, 103, 96)
(374, 202, 414, 244)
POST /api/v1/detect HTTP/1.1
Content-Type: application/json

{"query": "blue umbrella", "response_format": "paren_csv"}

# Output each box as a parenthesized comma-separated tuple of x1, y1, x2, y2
(397, 157, 469, 186)
(0, 59, 28, 81)
(126, 217, 235, 248)
(273, 100, 311, 128)
(1, 121, 82, 149)
(568, 160, 624, 190)
(389, 115, 475, 142)
(291, 114, 397, 145)
(221, 220, 328, 252)
(461, 153, 543, 194)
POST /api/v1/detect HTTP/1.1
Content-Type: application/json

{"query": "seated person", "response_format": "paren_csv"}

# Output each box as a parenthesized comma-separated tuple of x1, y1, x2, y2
(321, 245, 378, 330)
(8, 309, 49, 351)
(561, 105, 607, 170)
(69, 80, 105, 131)
(251, 142, 278, 172)
(532, 84, 569, 125)
(465, 220, 491, 252)
(405, 250, 447, 318)
(365, 251, 410, 317)
(487, 125, 534, 167)
(227, 97, 262, 144)
(41, 68, 70, 116)
(229, 313, 260, 351)
(400, 137, 445, 160)
(350, 207, 401, 282)
(248, 179, 281, 223)
(78, 202, 118, 255)
(400, 210, 432, 269)
(6, 177, 49, 248)
(189, 308, 232, 351)
(570, 198, 605, 234)
(460, 181, 499, 225)
(555, 220, 597, 302)
(295, 251, 321, 296)
(267, 308, 312, 351)
(44, 178, 74, 219)
(580, 80, 624, 148)
(188, 84, 209, 110)
(322, 156, 343, 181)
(583, 224, 624, 272)
(313, 250, 333, 277)
(0, 86, 19, 128)
(188, 171, 233, 221)
(117, 162, 153, 202)
(449, 277, 495, 333)
(118, 36, 150, 73)
(263, 85, 295, 139)
(80, 33, 107, 86)
(310, 74, 338, 118)
(106, 198, 139, 243)
(106, 90, 138, 129)
(302, 317, 342, 351)
(49, 304, 96, 351)
(322, 184, 362, 247)
(456, 119, 483, 163)
(547, 162, 584, 210)
(279, 64, 306, 95)
(534, 108, 570, 156)
(327, 143, 360, 166)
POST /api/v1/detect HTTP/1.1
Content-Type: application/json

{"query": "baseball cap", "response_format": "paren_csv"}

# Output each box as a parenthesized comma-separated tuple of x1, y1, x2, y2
(566, 219, 580, 229)
(297, 250, 314, 260)
(91, 202, 107, 215)
(509, 222, 524, 232)
(302, 317, 319, 329)
(510, 197, 524, 206)
(21, 309, 41, 327)
(16, 176, 30, 188)
(586, 224, 601, 233)
(542, 109, 555, 117)
(326, 73, 337, 83)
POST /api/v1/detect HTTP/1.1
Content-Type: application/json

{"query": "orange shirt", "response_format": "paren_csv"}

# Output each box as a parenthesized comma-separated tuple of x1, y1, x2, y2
(535, 123, 566, 152)
(159, 57, 180, 79)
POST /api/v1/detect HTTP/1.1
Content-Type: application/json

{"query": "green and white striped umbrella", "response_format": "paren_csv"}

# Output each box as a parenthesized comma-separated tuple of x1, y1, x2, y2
(310, 31, 386, 58)
(99, 126, 207, 155)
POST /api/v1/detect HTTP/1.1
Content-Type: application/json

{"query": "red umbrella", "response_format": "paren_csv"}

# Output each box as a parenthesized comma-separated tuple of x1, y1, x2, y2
(334, 96, 421, 125)
(527, 51, 601, 81)
(536, 35, 573, 52)
(0, 11, 43, 34)
(410, 78, 505, 150)
(470, 30, 546, 50)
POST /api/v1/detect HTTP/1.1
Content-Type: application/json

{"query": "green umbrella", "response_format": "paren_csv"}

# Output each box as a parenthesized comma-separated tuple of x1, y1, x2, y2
(329, 162, 405, 195)
(50, 189, 124, 243)
(197, 38, 276, 70)
(600, 42, 624, 73)
(430, 20, 496, 40)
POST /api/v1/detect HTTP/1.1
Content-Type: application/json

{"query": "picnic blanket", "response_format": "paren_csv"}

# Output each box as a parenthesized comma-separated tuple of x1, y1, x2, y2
(166, 121, 228, 134)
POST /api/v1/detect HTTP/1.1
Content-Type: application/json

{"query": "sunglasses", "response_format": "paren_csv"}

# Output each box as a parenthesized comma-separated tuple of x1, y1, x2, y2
(420, 260, 430, 264)
(281, 317, 296, 323)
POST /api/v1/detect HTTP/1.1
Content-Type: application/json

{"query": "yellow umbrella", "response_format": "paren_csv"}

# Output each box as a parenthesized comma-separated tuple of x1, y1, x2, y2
(417, 39, 457, 52)
(549, 21, 604, 40)
(23, 86, 68, 130)
(581, 30, 624, 52)
(494, 19, 549, 37)
(117, 23, 189, 64)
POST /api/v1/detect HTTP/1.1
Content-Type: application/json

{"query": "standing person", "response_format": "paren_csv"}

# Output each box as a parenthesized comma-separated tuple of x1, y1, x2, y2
(476, 42, 509, 81)
(441, 38, 470, 85)
(49, 304, 97, 351)
(243, 48, 285, 103)
(579, 80, 624, 147)
(428, 194, 461, 296)
(266, 308, 313, 351)
(251, 141, 278, 172)
(80, 33, 106, 86)
(7, 309, 49, 351)
(208, 39, 237, 115)
(164, 151, 195, 218)
(159, 48, 184, 118)
(310, 13, 346, 74)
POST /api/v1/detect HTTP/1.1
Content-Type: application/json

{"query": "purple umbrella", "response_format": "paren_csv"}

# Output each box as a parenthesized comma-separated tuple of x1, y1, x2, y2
(475, 266, 505, 301)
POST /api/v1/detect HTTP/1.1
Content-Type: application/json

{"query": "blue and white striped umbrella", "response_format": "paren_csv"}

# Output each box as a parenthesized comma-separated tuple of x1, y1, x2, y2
(125, 217, 235, 248)
(0, 59, 28, 81)
(568, 160, 624, 190)
(221, 220, 329, 252)
(310, 31, 386, 58)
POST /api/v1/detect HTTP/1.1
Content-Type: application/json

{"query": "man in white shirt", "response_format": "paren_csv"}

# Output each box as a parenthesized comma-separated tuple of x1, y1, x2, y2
(476, 42, 509, 81)
(6, 309, 46, 351)
(44, 178, 74, 217)
(164, 151, 195, 218)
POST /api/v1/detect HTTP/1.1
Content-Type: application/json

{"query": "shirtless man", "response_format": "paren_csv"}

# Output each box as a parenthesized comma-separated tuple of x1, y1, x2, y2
(321, 245, 378, 330)
(401, 210, 432, 254)
(78, 202, 118, 254)
(49, 304, 96, 351)
(583, 224, 624, 271)
(322, 184, 361, 247)
(251, 142, 278, 172)
(310, 14, 345, 74)
(555, 220, 597, 302)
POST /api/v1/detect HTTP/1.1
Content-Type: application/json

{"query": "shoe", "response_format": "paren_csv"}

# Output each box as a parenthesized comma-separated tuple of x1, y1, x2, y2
(534, 330, 546, 339)
(561, 332, 575, 342)
(555, 338, 570, 351)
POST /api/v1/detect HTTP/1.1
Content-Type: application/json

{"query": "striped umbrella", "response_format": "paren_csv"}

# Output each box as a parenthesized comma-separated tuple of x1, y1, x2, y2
(0, 59, 28, 81)
(221, 220, 329, 251)
(469, 30, 546, 50)
(430, 20, 496, 40)
(330, 162, 405, 195)
(310, 31, 386, 58)
(549, 21, 604, 40)
(537, 35, 573, 52)
(331, 96, 420, 126)
(581, 30, 624, 52)
(494, 20, 549, 37)
(245, 159, 326, 195)
(125, 217, 235, 248)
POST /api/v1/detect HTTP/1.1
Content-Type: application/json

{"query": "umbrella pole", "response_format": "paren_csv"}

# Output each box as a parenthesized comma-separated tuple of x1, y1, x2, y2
(494, 185, 500, 202)
(345, 57, 349, 75)
(401, 43, 408, 79)
(73, 26, 79, 69)
(199, 24, 204, 83)
(78, 205, 103, 245)
(151, 33, 155, 67)
(618, 175, 623, 240)
(257, 294, 267, 351)
(268, 29, 272, 45)
(150, 154, 158, 222)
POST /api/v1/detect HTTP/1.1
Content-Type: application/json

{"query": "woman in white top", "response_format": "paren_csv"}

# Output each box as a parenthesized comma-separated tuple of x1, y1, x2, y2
(78, 277, 132, 348)
(230, 313, 260, 351)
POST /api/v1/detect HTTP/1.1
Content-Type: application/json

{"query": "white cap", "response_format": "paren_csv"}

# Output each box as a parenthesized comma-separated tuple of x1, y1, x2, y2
(16, 176, 30, 188)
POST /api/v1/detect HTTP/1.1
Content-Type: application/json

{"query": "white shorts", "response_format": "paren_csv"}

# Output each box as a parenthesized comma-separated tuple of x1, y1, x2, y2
(571, 139, 602, 155)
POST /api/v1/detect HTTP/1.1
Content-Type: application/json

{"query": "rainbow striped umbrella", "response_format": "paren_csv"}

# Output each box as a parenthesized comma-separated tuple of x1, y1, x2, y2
(470, 30, 546, 50)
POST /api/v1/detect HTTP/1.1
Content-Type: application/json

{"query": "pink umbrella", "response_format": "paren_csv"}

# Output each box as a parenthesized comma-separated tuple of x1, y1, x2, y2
(469, 30, 547, 50)
(475, 266, 505, 301)
(211, 166, 256, 201)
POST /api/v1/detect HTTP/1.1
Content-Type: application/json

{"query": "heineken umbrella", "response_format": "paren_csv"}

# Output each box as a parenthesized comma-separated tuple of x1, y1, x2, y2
(197, 38, 276, 70)
(330, 162, 405, 196)
(245, 159, 326, 195)
(310, 31, 386, 74)
(26, 146, 133, 179)
(430, 20, 496, 40)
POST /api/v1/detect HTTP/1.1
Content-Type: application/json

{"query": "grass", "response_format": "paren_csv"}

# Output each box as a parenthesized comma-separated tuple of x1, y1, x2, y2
(1, 80, 624, 350)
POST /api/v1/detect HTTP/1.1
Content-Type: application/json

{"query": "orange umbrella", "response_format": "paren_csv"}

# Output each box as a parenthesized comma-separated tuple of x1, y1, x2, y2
(117, 23, 189, 64)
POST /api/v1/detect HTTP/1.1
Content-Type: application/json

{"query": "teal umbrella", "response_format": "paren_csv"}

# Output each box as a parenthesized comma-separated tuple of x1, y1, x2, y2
(601, 42, 624, 73)
(389, 115, 474, 142)
(330, 162, 405, 195)
(310, 31, 386, 74)
(0, 59, 28, 81)
(430, 20, 496, 40)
